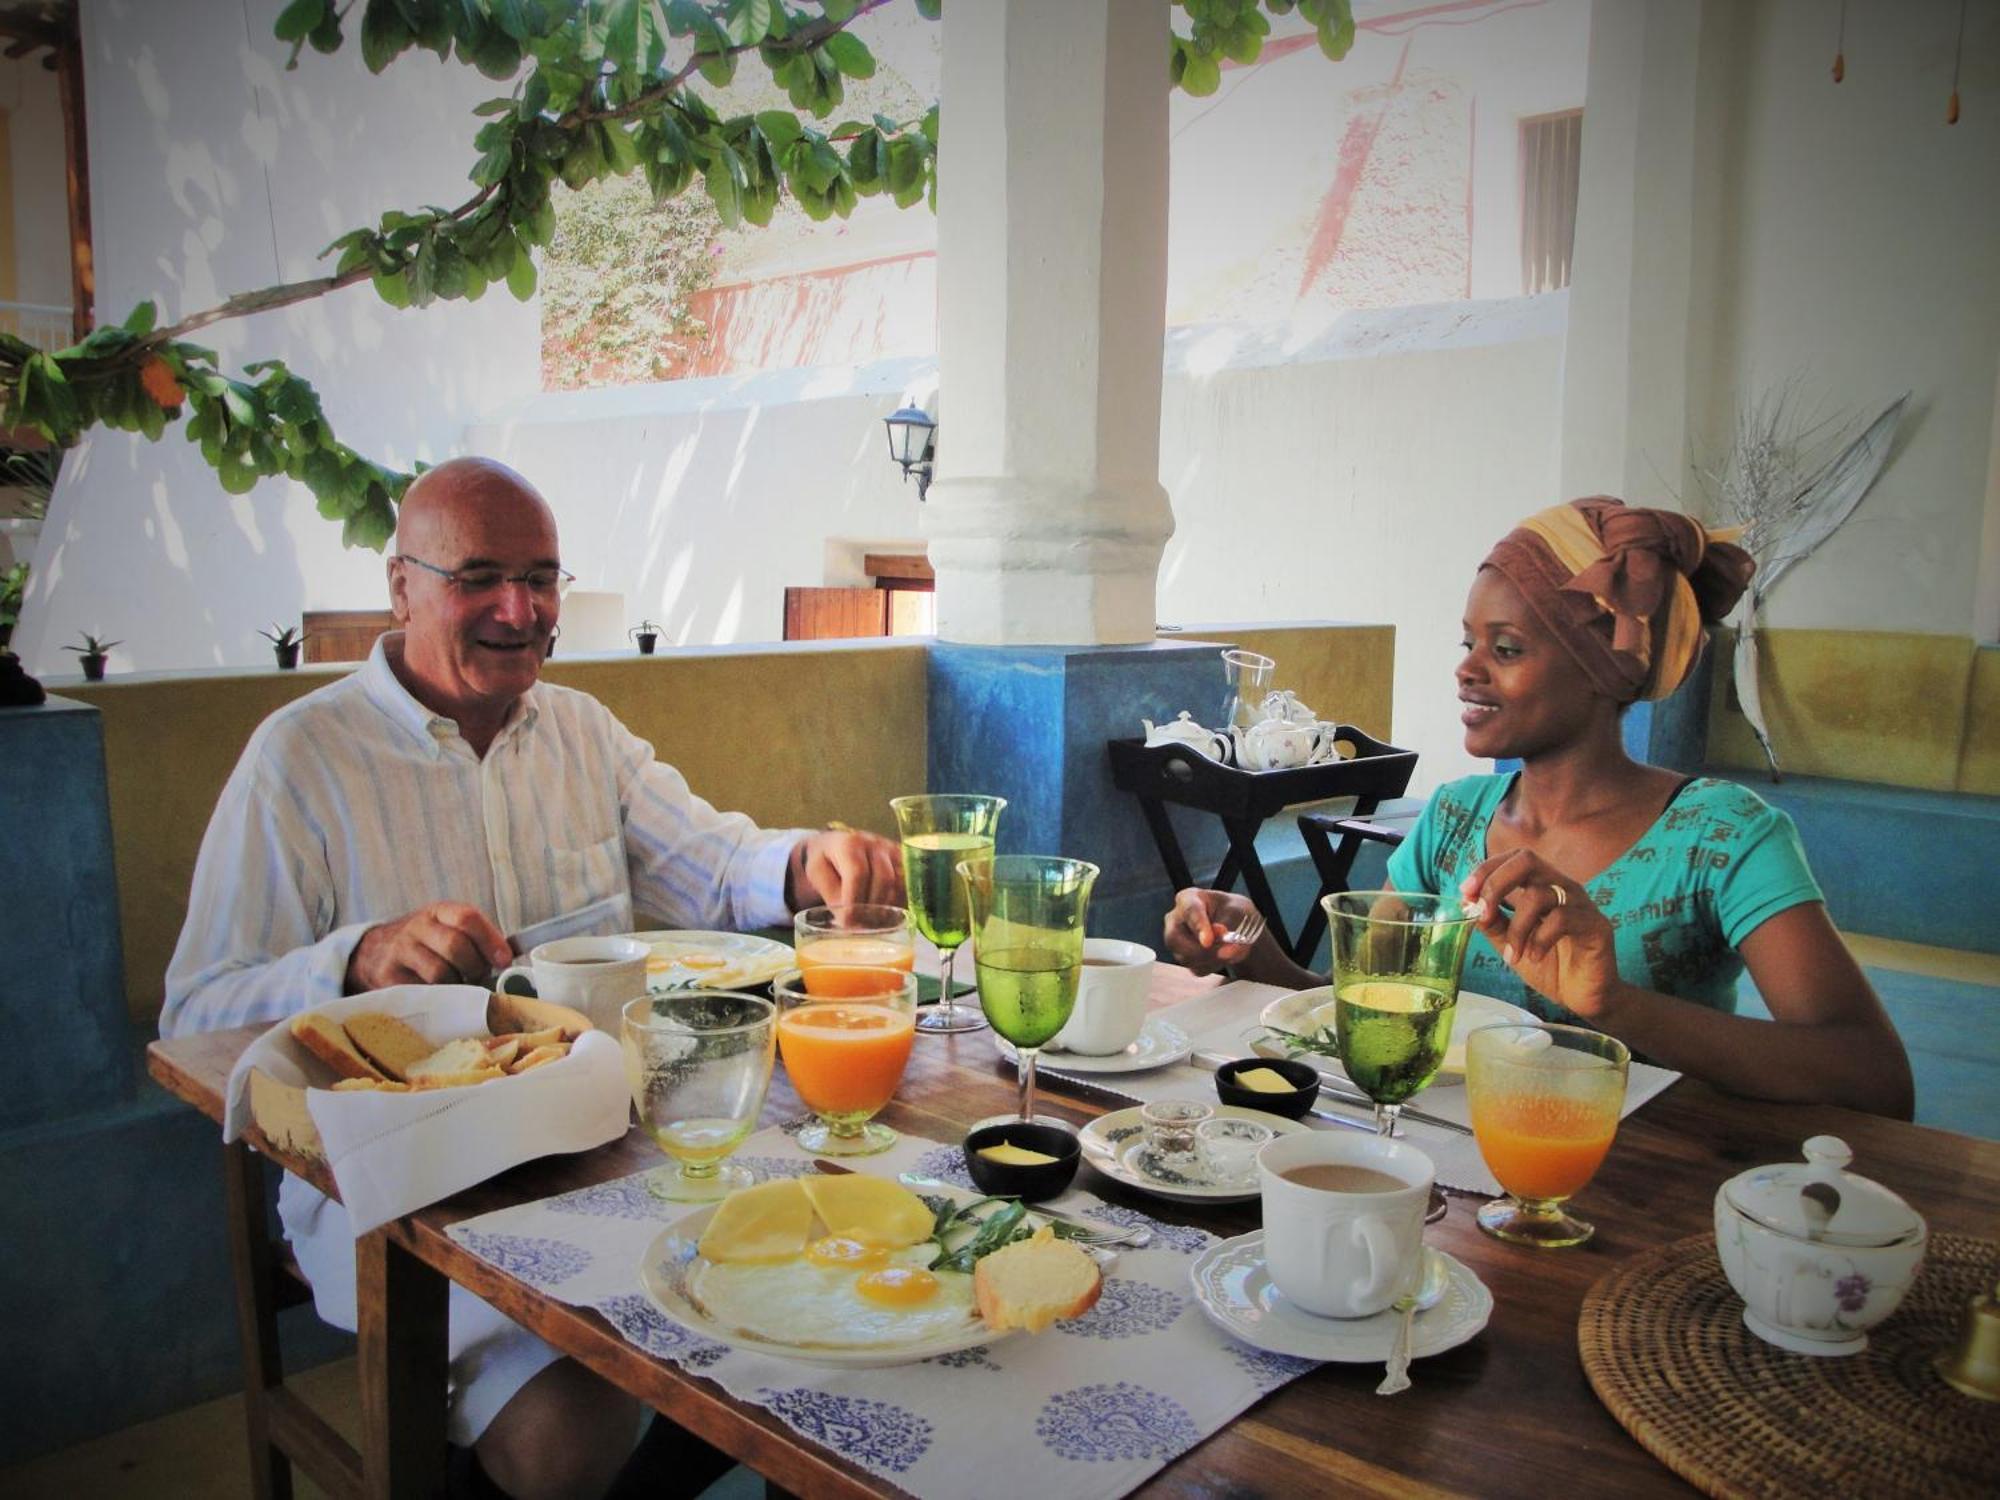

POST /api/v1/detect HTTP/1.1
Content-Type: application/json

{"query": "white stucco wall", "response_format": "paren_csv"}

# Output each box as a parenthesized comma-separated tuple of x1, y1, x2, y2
(1690, 0, 1999, 635)
(2, 55, 70, 310)
(13, 0, 538, 674)
(1158, 296, 1568, 790)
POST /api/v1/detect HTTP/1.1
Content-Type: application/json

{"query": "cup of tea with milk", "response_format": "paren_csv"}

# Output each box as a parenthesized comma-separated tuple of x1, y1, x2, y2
(1257, 1132, 1433, 1318)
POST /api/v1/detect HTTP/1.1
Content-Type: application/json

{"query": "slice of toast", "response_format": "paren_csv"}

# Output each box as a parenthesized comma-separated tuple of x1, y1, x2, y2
(331, 1077, 412, 1092)
(291, 1011, 387, 1082)
(509, 1042, 571, 1074)
(406, 1037, 494, 1085)
(342, 1012, 437, 1082)
(483, 1036, 522, 1070)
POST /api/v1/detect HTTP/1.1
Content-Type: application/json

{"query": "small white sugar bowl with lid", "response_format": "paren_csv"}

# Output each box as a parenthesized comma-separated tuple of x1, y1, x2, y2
(1713, 1134, 1927, 1356)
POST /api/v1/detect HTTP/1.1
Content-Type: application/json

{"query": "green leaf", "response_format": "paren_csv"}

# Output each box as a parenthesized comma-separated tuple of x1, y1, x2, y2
(360, 0, 415, 73)
(727, 0, 774, 46)
(309, 13, 342, 52)
(1180, 50, 1221, 96)
(372, 268, 412, 308)
(506, 251, 538, 301)
(822, 31, 874, 79)
(274, 0, 327, 44)
(821, 0, 858, 22)
(756, 110, 803, 147)
(915, 0, 940, 19)
(704, 157, 743, 227)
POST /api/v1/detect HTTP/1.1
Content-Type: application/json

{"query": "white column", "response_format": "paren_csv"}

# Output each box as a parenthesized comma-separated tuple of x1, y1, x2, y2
(1560, 0, 1707, 505)
(924, 0, 1174, 645)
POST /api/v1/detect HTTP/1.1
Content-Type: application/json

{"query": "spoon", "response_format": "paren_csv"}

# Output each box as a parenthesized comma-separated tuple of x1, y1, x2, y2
(1376, 1247, 1449, 1396)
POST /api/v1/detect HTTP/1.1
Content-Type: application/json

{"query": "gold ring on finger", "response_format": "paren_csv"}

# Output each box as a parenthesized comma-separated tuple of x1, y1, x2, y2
(1550, 883, 1568, 908)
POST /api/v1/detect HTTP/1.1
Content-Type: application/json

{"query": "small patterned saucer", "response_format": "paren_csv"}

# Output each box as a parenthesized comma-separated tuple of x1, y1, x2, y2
(1188, 1232, 1492, 1362)
(1080, 1105, 1309, 1204)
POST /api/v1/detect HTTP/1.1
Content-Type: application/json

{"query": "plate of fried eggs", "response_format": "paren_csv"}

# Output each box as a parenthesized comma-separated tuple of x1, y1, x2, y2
(639, 1172, 1110, 1366)
(631, 930, 795, 993)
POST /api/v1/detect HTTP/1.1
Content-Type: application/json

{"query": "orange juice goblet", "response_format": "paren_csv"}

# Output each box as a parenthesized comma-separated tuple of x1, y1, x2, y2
(772, 965, 919, 1156)
(793, 905, 917, 997)
(1466, 1022, 1629, 1248)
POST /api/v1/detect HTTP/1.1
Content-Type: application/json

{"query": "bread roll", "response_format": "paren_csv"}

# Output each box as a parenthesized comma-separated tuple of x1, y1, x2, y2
(973, 1226, 1102, 1334)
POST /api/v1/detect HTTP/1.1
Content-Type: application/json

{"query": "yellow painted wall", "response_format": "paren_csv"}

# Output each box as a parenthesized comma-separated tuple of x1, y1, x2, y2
(1199, 624, 1398, 744)
(1708, 628, 1995, 794)
(66, 641, 927, 1024)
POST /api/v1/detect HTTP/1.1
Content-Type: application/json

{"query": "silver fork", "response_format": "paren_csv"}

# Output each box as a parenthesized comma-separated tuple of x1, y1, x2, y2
(1220, 909, 1267, 951)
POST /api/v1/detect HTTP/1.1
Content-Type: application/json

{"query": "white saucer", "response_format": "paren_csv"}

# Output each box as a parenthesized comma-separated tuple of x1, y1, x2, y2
(1188, 1232, 1492, 1361)
(998, 1018, 1194, 1074)
(1079, 1105, 1309, 1204)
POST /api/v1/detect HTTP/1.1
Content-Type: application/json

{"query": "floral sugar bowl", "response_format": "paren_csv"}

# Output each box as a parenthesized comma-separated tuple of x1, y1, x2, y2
(1714, 1135, 1927, 1356)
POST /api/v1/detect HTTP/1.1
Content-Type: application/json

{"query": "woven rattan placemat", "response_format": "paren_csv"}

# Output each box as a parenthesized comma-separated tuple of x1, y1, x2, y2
(1578, 1231, 2000, 1499)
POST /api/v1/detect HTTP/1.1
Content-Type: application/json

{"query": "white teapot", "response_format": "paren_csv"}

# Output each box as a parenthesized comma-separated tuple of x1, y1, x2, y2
(1142, 711, 1231, 762)
(1231, 718, 1323, 772)
(1713, 1135, 1927, 1356)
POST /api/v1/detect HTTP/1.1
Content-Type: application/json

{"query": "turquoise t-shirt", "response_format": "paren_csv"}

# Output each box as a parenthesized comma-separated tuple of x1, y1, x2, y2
(1385, 774, 1823, 1022)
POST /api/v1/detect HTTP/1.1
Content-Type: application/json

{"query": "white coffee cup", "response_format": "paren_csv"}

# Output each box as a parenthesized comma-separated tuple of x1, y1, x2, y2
(1050, 937, 1154, 1055)
(496, 935, 650, 1033)
(1257, 1131, 1433, 1318)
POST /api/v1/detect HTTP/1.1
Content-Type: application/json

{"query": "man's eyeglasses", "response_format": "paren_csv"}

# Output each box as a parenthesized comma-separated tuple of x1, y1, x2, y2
(396, 554, 575, 598)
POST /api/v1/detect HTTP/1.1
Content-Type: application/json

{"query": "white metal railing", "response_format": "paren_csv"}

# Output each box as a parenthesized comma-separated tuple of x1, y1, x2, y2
(0, 301, 76, 352)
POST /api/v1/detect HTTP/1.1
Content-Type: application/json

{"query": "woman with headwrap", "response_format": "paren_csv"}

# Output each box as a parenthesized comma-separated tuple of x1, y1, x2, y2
(1165, 498, 1912, 1118)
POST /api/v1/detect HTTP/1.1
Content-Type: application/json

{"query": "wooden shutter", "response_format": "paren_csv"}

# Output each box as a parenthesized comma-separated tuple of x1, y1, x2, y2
(782, 587, 890, 641)
(1520, 110, 1583, 295)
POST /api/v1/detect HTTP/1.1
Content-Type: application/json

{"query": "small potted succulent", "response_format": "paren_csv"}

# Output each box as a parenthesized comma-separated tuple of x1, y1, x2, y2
(64, 631, 121, 682)
(259, 622, 308, 670)
(629, 620, 663, 656)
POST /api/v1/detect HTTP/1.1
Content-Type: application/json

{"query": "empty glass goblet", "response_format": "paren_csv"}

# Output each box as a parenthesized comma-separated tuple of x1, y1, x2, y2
(621, 991, 776, 1202)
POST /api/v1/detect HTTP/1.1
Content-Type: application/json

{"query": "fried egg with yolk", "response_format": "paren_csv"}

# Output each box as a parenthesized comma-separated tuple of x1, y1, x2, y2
(690, 1235, 977, 1348)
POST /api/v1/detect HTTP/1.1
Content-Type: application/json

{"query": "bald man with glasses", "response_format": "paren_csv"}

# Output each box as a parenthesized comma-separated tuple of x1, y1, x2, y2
(163, 457, 904, 1498)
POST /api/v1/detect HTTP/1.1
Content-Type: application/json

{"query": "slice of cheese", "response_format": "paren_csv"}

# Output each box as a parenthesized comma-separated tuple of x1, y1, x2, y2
(797, 1175, 935, 1249)
(697, 1179, 816, 1264)
(977, 1143, 1060, 1167)
(1232, 1065, 1302, 1094)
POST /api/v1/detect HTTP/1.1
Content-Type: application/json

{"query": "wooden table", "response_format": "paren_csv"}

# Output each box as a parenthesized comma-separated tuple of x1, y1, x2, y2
(149, 972, 2000, 1499)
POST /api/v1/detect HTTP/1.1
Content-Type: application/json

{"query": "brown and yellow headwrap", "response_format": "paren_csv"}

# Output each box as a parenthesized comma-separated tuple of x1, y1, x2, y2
(1479, 497, 1755, 703)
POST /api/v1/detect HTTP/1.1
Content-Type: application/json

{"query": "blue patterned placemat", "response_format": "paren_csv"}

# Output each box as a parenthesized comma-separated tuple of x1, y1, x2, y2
(446, 1125, 1317, 1499)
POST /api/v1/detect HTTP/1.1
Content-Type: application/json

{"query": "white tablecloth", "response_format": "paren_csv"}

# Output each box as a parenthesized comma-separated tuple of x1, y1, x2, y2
(446, 1125, 1317, 1500)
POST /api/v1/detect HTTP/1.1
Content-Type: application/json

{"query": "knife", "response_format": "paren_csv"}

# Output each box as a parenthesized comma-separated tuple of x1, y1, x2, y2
(1190, 1050, 1474, 1137)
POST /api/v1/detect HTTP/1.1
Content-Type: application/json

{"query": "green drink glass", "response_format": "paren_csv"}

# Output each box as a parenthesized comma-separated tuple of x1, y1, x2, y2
(1322, 890, 1477, 1137)
(958, 854, 1099, 1127)
(890, 793, 1006, 1035)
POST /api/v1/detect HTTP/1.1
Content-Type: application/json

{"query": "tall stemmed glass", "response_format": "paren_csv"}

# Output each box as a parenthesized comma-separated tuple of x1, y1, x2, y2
(958, 854, 1098, 1126)
(889, 794, 1006, 1035)
(1466, 1022, 1629, 1247)
(1323, 890, 1476, 1138)
(621, 992, 776, 1201)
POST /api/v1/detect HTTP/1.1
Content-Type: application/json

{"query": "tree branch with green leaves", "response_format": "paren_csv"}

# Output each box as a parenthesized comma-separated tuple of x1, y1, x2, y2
(0, 0, 1348, 552)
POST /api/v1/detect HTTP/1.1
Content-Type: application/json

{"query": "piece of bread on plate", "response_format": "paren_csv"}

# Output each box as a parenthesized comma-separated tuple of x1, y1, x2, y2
(406, 1037, 494, 1085)
(291, 1012, 387, 1082)
(973, 1225, 1103, 1334)
(343, 1012, 437, 1082)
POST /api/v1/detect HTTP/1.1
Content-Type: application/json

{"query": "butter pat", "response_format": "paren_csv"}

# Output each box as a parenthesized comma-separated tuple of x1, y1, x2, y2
(1232, 1066, 1302, 1094)
(978, 1142, 1061, 1167)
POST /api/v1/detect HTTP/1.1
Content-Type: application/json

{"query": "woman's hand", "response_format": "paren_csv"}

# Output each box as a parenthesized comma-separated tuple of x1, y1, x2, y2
(1459, 850, 1622, 1019)
(1163, 888, 1268, 976)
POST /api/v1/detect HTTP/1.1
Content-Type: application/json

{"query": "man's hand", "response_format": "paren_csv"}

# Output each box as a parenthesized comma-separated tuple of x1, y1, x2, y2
(345, 901, 513, 992)
(787, 829, 906, 911)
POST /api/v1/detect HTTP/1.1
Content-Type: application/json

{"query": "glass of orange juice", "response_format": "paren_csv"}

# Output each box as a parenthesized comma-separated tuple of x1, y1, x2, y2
(793, 905, 917, 996)
(772, 965, 919, 1156)
(1466, 1022, 1630, 1248)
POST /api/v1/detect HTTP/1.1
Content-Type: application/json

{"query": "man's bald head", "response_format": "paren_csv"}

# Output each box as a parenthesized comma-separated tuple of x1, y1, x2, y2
(386, 456, 563, 742)
(395, 457, 556, 557)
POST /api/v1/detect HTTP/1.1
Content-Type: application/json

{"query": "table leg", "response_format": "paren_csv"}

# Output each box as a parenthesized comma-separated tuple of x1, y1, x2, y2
(1217, 816, 1293, 956)
(356, 1229, 449, 1500)
(1294, 797, 1382, 963)
(223, 1140, 292, 1500)
(1137, 795, 1197, 893)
